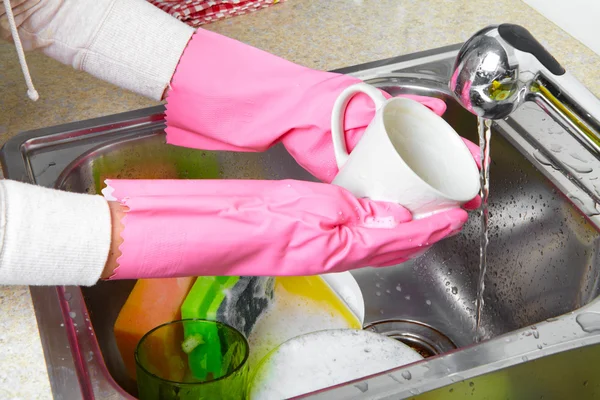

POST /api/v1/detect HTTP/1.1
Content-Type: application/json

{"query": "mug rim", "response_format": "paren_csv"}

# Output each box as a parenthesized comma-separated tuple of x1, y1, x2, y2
(134, 318, 250, 386)
(375, 96, 481, 203)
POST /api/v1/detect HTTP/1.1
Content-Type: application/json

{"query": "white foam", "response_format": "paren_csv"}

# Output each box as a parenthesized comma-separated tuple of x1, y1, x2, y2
(249, 329, 422, 399)
(247, 283, 357, 371)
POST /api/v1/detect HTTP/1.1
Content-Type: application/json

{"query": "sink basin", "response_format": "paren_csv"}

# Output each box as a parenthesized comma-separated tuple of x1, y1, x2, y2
(4, 43, 600, 399)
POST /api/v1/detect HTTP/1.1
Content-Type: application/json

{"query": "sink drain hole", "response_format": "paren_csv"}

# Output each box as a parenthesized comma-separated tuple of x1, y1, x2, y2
(364, 319, 456, 358)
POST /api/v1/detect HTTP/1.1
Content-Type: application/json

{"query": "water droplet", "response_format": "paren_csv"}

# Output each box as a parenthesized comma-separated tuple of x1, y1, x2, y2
(533, 331, 540, 339)
(395, 284, 402, 292)
(405, 295, 411, 300)
(533, 150, 557, 168)
(576, 312, 600, 332)
(426, 300, 432, 306)
(376, 291, 381, 296)
(401, 370, 412, 380)
(522, 355, 528, 361)
(451, 286, 458, 295)
(64, 292, 72, 301)
(354, 382, 368, 393)
(69, 312, 76, 319)
(570, 152, 588, 163)
(564, 160, 593, 174)
(537, 344, 543, 349)
(567, 194, 599, 216)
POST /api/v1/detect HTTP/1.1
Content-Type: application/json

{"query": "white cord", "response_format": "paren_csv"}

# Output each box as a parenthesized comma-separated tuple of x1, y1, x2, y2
(2, 0, 39, 101)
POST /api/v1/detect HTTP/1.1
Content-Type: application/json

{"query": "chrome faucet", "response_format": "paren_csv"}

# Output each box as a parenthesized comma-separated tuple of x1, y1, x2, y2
(449, 24, 600, 153)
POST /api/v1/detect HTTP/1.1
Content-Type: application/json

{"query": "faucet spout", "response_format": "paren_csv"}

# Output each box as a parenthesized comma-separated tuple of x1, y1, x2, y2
(449, 24, 564, 120)
(450, 23, 600, 156)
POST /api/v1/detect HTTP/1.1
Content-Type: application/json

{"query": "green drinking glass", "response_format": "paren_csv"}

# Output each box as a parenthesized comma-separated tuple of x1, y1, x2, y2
(135, 319, 249, 400)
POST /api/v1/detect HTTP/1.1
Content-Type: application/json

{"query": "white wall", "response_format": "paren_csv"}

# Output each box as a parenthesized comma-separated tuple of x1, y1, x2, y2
(522, 0, 600, 56)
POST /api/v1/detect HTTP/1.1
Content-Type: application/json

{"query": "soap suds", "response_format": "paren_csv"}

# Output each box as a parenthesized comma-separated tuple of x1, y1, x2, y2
(247, 279, 360, 371)
(249, 329, 422, 399)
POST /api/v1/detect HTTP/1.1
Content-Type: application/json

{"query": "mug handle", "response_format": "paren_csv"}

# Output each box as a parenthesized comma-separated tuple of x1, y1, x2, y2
(331, 83, 388, 169)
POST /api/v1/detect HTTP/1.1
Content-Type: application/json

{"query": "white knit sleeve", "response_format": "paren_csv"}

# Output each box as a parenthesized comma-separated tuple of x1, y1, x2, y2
(4, 0, 194, 100)
(77, 0, 195, 100)
(0, 180, 112, 286)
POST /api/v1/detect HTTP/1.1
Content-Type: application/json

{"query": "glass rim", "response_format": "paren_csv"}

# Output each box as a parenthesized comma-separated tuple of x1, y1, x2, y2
(134, 318, 250, 386)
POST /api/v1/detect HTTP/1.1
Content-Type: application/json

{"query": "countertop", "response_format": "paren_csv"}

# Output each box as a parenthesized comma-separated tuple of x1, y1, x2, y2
(1, 0, 599, 398)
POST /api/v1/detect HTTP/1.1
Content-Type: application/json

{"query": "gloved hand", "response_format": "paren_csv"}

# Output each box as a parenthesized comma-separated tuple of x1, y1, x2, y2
(165, 29, 482, 191)
(101, 179, 468, 279)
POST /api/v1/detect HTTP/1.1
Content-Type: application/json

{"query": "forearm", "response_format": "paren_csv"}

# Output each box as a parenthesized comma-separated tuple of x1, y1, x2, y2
(103, 201, 125, 280)
(3, 0, 195, 100)
(0, 180, 118, 286)
(67, 0, 195, 100)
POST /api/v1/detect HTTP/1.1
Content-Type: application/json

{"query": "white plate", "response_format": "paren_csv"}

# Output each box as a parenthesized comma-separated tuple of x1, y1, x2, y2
(320, 271, 365, 325)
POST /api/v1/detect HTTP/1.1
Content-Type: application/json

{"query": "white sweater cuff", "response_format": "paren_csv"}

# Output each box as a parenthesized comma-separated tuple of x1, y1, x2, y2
(0, 181, 111, 286)
(77, 0, 195, 100)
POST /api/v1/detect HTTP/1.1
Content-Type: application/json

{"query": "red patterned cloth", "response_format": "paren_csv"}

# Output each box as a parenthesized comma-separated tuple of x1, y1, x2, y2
(147, 0, 285, 27)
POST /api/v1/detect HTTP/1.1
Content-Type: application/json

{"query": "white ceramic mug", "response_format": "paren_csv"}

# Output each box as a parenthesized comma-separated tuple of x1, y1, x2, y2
(331, 83, 480, 218)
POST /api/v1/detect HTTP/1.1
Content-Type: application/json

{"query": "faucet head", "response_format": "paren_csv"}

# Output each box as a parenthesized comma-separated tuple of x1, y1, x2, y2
(450, 23, 566, 120)
(450, 25, 525, 120)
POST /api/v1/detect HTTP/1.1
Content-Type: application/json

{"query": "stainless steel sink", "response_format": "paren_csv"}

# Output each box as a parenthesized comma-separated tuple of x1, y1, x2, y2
(4, 43, 600, 399)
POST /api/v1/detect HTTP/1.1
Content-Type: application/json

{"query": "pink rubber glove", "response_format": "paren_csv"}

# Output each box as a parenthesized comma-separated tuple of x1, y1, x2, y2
(102, 179, 468, 279)
(165, 29, 476, 185)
